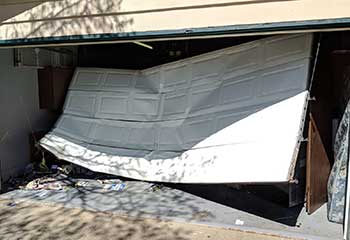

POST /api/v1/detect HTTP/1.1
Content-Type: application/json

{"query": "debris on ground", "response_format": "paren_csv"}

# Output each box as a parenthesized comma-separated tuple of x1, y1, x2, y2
(148, 184, 167, 192)
(51, 165, 58, 171)
(21, 174, 127, 192)
(57, 165, 73, 175)
(6, 202, 16, 207)
(103, 182, 126, 192)
(97, 179, 121, 184)
(95, 179, 125, 191)
(38, 157, 50, 173)
(235, 219, 245, 226)
(9, 172, 127, 192)
(75, 181, 89, 187)
(3, 160, 132, 194)
(3, 147, 128, 192)
(24, 178, 62, 190)
(23, 173, 74, 191)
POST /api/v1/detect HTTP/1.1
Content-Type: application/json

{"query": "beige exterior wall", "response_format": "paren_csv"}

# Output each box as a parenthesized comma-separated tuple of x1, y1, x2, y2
(0, 2, 41, 22)
(0, 0, 350, 42)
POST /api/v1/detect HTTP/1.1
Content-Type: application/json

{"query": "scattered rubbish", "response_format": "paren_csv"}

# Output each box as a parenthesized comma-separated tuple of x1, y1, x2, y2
(23, 174, 73, 191)
(25, 179, 61, 190)
(6, 202, 16, 207)
(74, 179, 126, 191)
(98, 179, 125, 191)
(4, 159, 129, 194)
(39, 156, 50, 173)
(235, 219, 245, 226)
(58, 164, 96, 176)
(113, 183, 126, 191)
(103, 182, 126, 192)
(149, 184, 166, 192)
(57, 165, 73, 175)
(75, 181, 89, 187)
(97, 179, 122, 185)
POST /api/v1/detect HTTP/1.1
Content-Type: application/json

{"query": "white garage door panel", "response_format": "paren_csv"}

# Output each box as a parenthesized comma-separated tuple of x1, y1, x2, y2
(162, 64, 190, 88)
(41, 34, 312, 183)
(54, 115, 94, 141)
(98, 94, 129, 116)
(72, 71, 104, 89)
(104, 72, 135, 89)
(265, 34, 312, 63)
(54, 103, 264, 153)
(64, 91, 97, 117)
(41, 91, 309, 183)
(136, 70, 161, 93)
(260, 64, 308, 96)
(131, 94, 161, 118)
(64, 58, 310, 121)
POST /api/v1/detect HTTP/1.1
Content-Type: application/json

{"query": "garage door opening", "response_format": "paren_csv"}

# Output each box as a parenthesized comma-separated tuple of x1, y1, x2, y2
(40, 34, 312, 184)
(2, 31, 350, 239)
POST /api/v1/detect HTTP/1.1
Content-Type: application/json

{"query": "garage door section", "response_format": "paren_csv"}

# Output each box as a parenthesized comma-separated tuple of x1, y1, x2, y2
(40, 34, 312, 183)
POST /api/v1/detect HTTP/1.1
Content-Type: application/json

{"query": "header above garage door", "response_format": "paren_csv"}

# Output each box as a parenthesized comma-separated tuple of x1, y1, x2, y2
(0, 0, 350, 47)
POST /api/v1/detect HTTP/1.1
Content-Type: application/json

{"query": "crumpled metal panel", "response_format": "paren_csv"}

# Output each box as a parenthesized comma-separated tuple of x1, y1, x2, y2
(40, 34, 312, 183)
(328, 101, 350, 223)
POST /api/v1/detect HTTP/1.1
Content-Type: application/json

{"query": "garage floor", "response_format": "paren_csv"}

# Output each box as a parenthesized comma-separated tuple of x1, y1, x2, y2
(0, 179, 342, 240)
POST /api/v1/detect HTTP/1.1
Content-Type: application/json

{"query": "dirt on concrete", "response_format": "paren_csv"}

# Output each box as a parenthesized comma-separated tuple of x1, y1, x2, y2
(0, 199, 301, 240)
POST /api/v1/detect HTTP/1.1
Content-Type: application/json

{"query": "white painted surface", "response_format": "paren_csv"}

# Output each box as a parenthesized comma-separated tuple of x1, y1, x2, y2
(0, 49, 56, 181)
(40, 34, 312, 183)
(41, 91, 309, 183)
(0, 0, 349, 42)
(0, 2, 40, 22)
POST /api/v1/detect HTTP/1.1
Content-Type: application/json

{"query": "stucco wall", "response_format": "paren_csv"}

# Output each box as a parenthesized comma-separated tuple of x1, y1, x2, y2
(0, 0, 350, 42)
(0, 2, 40, 22)
(0, 49, 56, 181)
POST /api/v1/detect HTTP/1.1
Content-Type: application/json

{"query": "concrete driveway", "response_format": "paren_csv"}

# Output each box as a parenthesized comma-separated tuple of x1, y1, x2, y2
(0, 199, 299, 240)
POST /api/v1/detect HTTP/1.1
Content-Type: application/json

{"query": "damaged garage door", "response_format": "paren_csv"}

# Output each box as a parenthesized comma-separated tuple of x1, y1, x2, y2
(40, 34, 312, 183)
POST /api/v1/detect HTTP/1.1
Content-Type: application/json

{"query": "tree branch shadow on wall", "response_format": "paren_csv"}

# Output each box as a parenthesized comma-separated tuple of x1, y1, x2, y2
(0, 0, 300, 42)
(2, 0, 134, 41)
